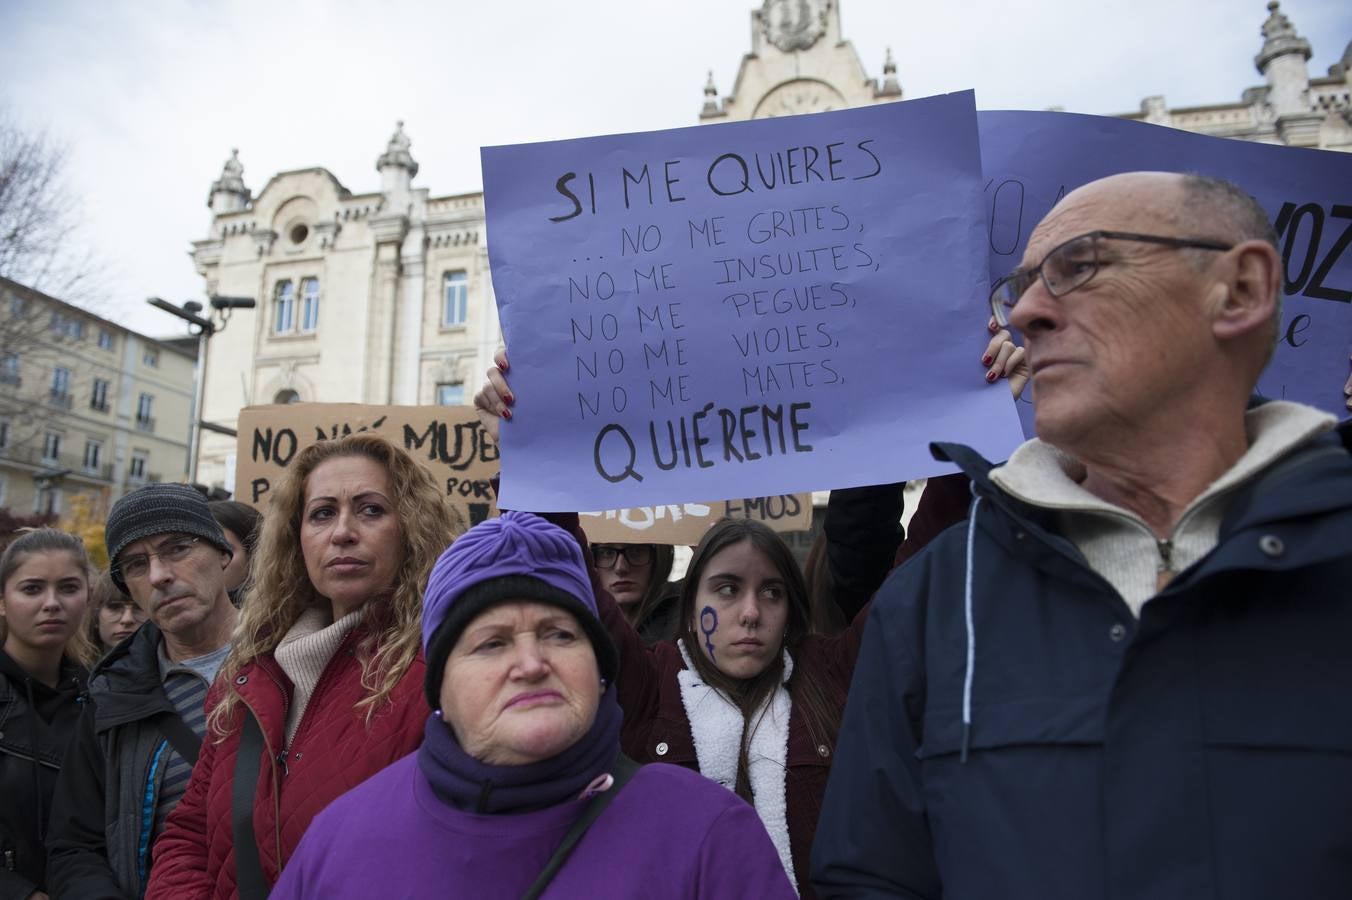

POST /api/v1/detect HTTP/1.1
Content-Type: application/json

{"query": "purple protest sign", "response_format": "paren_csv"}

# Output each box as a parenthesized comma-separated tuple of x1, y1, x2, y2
(978, 110, 1352, 429)
(483, 91, 1023, 511)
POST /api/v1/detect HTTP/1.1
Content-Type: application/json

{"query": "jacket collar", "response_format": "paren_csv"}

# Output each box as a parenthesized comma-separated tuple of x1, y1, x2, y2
(931, 406, 1352, 578)
(985, 401, 1335, 524)
(87, 621, 179, 731)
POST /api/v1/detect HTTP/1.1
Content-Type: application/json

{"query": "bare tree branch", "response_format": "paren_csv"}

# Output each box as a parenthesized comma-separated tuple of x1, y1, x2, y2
(0, 104, 105, 307)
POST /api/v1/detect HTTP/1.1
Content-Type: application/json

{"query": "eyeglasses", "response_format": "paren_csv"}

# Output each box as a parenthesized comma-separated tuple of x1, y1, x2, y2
(989, 230, 1234, 327)
(115, 536, 202, 581)
(592, 545, 654, 569)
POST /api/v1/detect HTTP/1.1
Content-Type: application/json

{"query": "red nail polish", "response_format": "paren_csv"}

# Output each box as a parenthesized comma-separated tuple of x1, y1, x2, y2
(504, 393, 514, 406)
(502, 407, 513, 420)
(981, 355, 992, 366)
(986, 370, 997, 382)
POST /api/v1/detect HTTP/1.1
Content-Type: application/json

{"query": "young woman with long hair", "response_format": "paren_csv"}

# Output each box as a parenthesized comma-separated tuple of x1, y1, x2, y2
(147, 434, 460, 898)
(596, 518, 864, 895)
(0, 528, 96, 899)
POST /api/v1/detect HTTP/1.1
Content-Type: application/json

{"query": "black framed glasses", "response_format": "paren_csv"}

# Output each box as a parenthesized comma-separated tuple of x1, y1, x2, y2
(114, 536, 202, 581)
(592, 544, 654, 569)
(989, 230, 1234, 327)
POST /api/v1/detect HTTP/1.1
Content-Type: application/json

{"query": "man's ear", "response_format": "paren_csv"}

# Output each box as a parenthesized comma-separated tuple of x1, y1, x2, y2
(1211, 239, 1281, 343)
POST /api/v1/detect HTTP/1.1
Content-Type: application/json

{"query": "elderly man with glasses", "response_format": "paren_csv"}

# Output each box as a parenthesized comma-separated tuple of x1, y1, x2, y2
(812, 172, 1352, 899)
(48, 483, 239, 899)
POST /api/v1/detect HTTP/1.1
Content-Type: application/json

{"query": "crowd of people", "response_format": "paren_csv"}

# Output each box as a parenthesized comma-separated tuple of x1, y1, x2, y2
(0, 172, 1348, 899)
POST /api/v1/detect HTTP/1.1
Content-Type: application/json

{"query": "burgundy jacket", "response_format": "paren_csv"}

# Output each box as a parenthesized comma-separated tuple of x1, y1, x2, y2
(597, 575, 866, 896)
(145, 618, 428, 899)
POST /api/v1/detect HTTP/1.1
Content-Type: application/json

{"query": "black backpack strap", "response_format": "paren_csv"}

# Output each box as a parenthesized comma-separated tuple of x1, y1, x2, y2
(233, 710, 271, 899)
(519, 753, 642, 900)
(152, 711, 202, 766)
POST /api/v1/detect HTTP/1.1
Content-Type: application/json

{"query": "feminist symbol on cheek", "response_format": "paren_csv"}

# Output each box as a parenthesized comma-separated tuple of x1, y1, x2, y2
(699, 606, 718, 659)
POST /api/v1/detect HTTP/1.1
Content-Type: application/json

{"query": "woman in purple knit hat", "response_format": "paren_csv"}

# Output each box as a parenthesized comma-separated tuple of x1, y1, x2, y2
(272, 511, 793, 899)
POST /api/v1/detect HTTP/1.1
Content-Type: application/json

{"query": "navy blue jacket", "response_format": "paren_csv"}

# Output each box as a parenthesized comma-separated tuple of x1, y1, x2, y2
(811, 426, 1352, 900)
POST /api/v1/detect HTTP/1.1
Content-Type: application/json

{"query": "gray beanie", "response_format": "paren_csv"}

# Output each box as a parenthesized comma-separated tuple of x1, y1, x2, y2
(106, 483, 233, 594)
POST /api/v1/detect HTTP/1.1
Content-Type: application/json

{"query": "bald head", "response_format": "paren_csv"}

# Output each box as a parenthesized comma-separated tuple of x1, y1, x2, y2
(1009, 170, 1283, 457)
(1028, 171, 1282, 365)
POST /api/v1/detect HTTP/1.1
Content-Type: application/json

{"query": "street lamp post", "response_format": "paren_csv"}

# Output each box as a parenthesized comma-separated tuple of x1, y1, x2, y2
(147, 295, 254, 484)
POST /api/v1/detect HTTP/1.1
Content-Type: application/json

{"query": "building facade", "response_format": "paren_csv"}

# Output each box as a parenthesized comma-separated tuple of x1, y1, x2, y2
(190, 0, 1350, 491)
(0, 276, 195, 517)
(1121, 1, 1352, 150)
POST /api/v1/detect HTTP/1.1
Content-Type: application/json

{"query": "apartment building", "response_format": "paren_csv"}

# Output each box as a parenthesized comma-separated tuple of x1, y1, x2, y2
(0, 276, 195, 517)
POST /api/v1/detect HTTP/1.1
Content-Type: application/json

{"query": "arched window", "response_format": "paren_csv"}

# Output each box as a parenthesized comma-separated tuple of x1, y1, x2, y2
(273, 281, 295, 333)
(300, 278, 320, 332)
(274, 389, 301, 404)
(443, 271, 468, 326)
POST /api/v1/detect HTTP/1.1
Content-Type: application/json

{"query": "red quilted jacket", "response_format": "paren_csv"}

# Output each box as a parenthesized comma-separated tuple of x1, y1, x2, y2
(144, 620, 428, 899)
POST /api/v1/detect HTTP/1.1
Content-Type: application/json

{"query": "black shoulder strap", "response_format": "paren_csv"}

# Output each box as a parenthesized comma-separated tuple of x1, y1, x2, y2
(153, 711, 202, 766)
(519, 753, 642, 900)
(233, 710, 271, 900)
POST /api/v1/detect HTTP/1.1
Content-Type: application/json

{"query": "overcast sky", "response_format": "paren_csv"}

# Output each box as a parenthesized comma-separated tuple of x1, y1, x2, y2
(3, 0, 1349, 336)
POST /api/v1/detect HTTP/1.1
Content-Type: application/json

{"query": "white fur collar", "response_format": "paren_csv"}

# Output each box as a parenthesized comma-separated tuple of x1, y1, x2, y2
(677, 640, 796, 891)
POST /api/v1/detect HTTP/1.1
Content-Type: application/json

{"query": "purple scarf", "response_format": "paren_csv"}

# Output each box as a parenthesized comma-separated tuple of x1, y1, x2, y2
(418, 685, 623, 815)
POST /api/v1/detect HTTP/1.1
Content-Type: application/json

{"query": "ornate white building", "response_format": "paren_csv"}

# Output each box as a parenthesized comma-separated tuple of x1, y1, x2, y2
(190, 0, 1350, 491)
(1121, 1, 1352, 150)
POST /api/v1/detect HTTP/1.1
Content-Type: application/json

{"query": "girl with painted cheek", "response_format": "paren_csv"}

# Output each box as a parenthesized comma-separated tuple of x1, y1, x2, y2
(0, 529, 97, 900)
(599, 518, 871, 897)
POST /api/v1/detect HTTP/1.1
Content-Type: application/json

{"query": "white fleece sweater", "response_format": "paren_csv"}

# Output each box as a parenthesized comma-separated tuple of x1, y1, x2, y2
(989, 401, 1335, 616)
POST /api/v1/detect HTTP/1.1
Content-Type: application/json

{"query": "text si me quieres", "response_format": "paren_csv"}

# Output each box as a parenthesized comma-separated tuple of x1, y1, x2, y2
(548, 140, 883, 223)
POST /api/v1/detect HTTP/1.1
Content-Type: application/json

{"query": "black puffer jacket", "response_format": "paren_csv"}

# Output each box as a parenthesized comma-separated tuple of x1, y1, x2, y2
(47, 622, 193, 900)
(0, 648, 85, 900)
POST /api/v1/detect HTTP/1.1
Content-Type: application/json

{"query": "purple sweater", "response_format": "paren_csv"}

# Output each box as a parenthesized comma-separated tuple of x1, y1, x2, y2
(272, 753, 796, 899)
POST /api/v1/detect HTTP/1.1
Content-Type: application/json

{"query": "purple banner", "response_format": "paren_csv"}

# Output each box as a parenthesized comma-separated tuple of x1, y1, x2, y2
(483, 91, 1023, 511)
(978, 110, 1352, 432)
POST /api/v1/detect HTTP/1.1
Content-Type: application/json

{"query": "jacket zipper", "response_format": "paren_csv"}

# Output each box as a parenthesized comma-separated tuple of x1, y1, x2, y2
(281, 627, 364, 761)
(256, 626, 361, 874)
(247, 667, 290, 876)
(0, 745, 61, 770)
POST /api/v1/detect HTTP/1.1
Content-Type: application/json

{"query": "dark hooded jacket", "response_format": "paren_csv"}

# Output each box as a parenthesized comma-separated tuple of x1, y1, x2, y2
(811, 425, 1352, 900)
(47, 622, 198, 900)
(0, 649, 85, 900)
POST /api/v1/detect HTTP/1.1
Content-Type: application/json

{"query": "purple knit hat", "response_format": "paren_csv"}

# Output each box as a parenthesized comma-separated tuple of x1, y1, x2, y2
(421, 512, 616, 706)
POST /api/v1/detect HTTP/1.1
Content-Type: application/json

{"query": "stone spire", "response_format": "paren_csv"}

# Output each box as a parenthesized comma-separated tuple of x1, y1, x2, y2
(377, 121, 419, 198)
(876, 47, 902, 98)
(701, 71, 722, 118)
(1254, 2, 1311, 74)
(1254, 2, 1318, 139)
(208, 148, 250, 214)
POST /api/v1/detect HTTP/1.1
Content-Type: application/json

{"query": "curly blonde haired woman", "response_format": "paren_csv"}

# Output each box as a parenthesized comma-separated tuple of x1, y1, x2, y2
(147, 434, 460, 898)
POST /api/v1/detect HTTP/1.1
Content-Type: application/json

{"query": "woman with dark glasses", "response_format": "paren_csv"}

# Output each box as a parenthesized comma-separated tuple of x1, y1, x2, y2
(590, 543, 677, 645)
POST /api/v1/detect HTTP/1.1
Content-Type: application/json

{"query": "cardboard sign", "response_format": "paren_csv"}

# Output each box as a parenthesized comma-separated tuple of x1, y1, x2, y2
(581, 493, 813, 545)
(235, 404, 500, 526)
(977, 110, 1352, 432)
(234, 403, 810, 545)
(483, 90, 1024, 511)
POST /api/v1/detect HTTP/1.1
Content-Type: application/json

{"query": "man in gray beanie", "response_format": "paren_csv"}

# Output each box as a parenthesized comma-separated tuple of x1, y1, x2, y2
(48, 483, 240, 898)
